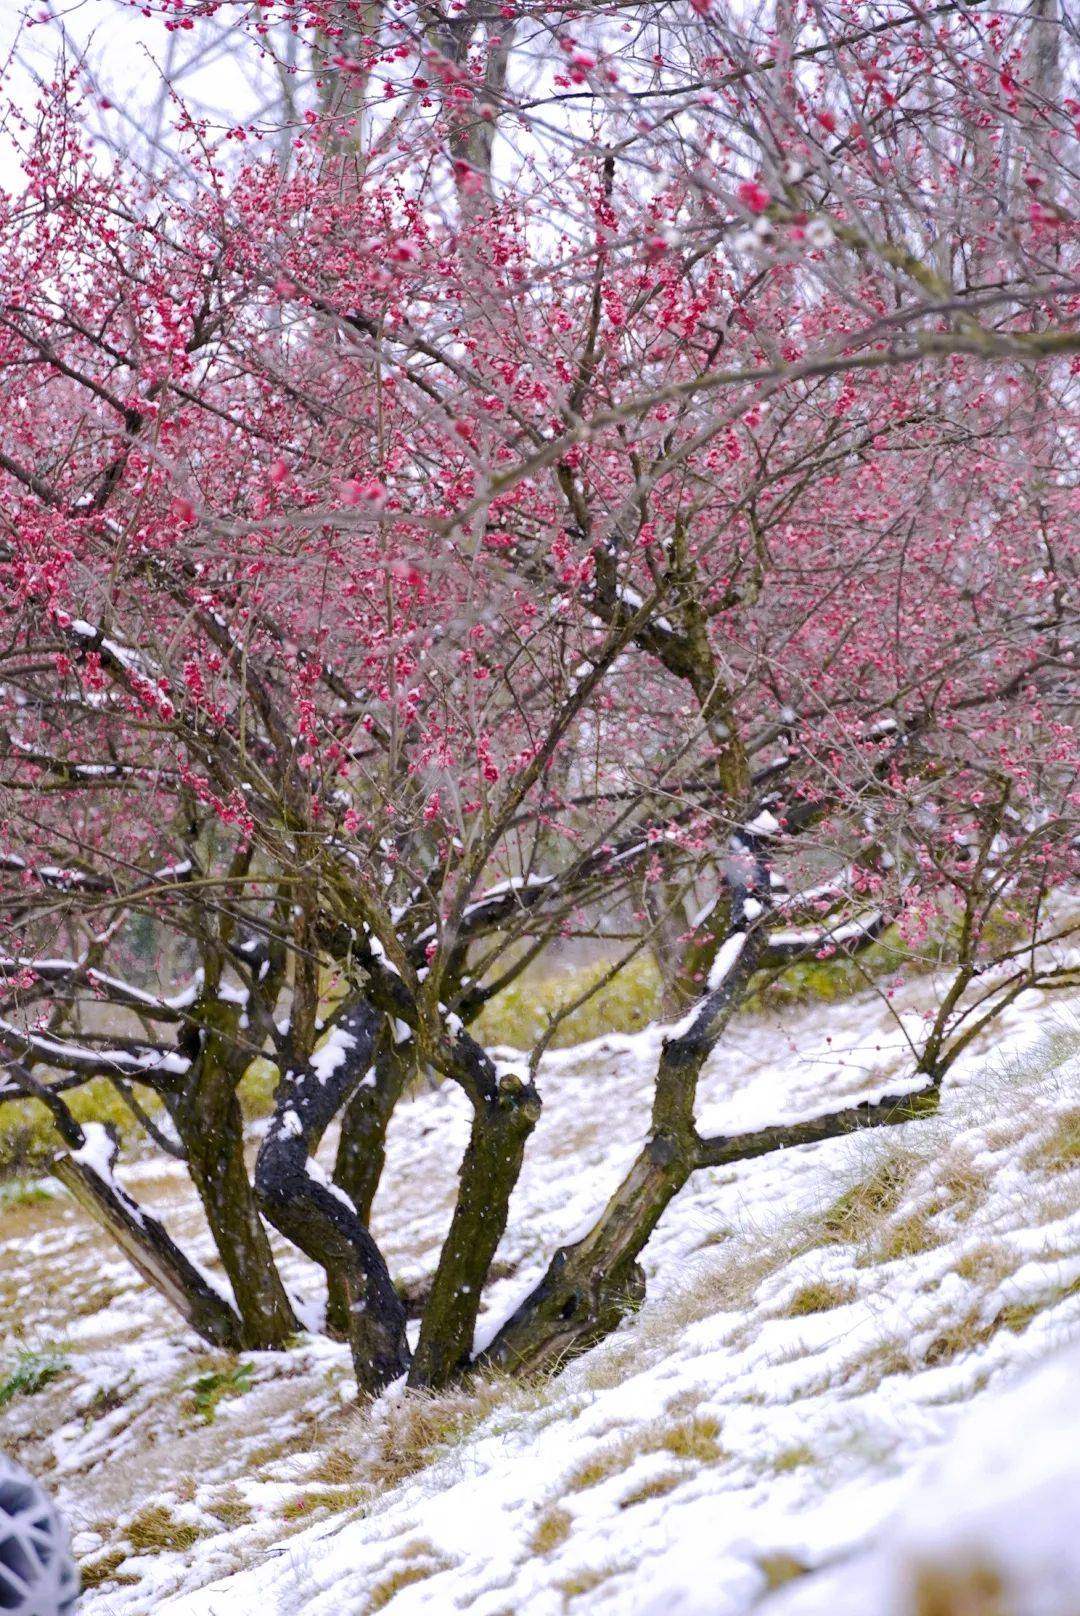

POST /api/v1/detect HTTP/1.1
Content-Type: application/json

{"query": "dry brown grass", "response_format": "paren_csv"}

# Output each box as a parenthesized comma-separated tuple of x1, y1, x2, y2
(600, 1239, 798, 1371)
(555, 1563, 626, 1602)
(757, 1551, 811, 1590)
(205, 1487, 252, 1528)
(319, 1373, 545, 1498)
(363, 1542, 452, 1613)
(773, 1442, 815, 1473)
(659, 1413, 725, 1462)
(279, 1484, 367, 1522)
(367, 1565, 434, 1610)
(126, 1502, 204, 1554)
(953, 1243, 1017, 1287)
(837, 1332, 915, 1391)
(309, 1445, 356, 1485)
(78, 1547, 130, 1590)
(912, 1561, 1006, 1616)
(935, 1152, 990, 1214)
(617, 1471, 682, 1509)
(565, 1411, 724, 1494)
(878, 1209, 942, 1262)
(531, 1505, 573, 1553)
(1025, 1108, 1080, 1175)
(818, 1151, 921, 1246)
(785, 1279, 856, 1316)
(922, 1309, 997, 1367)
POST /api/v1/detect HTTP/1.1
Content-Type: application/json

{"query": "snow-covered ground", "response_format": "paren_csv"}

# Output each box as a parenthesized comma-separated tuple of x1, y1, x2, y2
(2, 978, 1079, 1615)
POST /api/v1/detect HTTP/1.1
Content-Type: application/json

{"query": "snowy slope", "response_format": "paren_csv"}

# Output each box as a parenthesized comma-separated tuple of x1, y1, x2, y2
(2, 978, 1079, 1615)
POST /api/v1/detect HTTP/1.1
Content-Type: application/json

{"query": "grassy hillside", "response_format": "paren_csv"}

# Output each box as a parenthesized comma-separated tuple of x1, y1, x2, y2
(1, 978, 1078, 1615)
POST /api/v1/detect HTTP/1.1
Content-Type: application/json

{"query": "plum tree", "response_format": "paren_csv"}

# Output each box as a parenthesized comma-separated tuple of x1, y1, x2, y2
(1, 0, 1077, 1389)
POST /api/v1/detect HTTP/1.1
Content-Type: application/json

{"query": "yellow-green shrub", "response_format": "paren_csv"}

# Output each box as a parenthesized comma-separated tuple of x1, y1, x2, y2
(0, 1079, 154, 1180)
(473, 955, 662, 1051)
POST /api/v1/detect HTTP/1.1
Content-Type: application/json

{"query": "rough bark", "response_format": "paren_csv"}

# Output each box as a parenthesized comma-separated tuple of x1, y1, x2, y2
(694, 1078, 942, 1167)
(408, 1047, 541, 1389)
(327, 1027, 414, 1336)
(170, 998, 299, 1349)
(254, 1000, 410, 1391)
(333, 1026, 413, 1226)
(53, 1131, 243, 1350)
(485, 867, 948, 1379)
(484, 860, 768, 1377)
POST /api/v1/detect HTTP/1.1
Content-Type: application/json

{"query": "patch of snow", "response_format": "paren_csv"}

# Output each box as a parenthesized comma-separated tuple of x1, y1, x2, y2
(5, 966, 1079, 1616)
(154, 861, 194, 882)
(707, 931, 747, 991)
(310, 1026, 358, 1084)
(305, 1158, 357, 1214)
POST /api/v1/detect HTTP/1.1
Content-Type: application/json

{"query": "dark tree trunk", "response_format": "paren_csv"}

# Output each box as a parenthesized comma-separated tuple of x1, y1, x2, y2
(53, 1132, 244, 1350)
(332, 1033, 411, 1224)
(485, 862, 768, 1377)
(326, 1028, 413, 1336)
(408, 1053, 541, 1389)
(178, 1087, 299, 1350)
(254, 1000, 410, 1391)
(482, 1086, 696, 1378)
(11, 1060, 244, 1350)
(172, 1001, 299, 1349)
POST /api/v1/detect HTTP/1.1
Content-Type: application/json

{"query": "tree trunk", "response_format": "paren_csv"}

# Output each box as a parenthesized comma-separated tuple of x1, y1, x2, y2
(333, 1031, 412, 1224)
(179, 1084, 299, 1350)
(486, 865, 768, 1376)
(254, 1000, 410, 1391)
(409, 1062, 541, 1389)
(53, 1132, 243, 1350)
(326, 1027, 413, 1335)
(483, 1131, 678, 1376)
(173, 1001, 299, 1349)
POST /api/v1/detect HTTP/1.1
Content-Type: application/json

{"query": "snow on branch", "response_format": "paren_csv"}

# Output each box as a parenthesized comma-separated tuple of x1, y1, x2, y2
(0, 1017, 190, 1081)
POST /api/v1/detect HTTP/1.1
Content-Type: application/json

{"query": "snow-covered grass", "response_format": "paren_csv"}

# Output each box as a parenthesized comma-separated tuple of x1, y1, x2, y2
(2, 979, 1079, 1614)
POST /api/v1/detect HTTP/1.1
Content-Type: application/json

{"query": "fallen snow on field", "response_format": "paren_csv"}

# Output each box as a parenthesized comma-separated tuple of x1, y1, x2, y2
(2, 980, 1079, 1615)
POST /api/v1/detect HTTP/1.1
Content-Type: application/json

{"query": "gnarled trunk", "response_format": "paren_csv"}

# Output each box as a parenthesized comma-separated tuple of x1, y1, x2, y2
(172, 1001, 298, 1349)
(326, 1028, 414, 1336)
(409, 1053, 541, 1389)
(254, 1000, 410, 1391)
(486, 863, 768, 1376)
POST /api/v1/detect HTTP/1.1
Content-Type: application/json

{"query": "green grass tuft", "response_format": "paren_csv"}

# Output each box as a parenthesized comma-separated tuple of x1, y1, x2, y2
(0, 1079, 163, 1179)
(0, 1348, 69, 1409)
(187, 1361, 254, 1423)
(0, 1178, 54, 1208)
